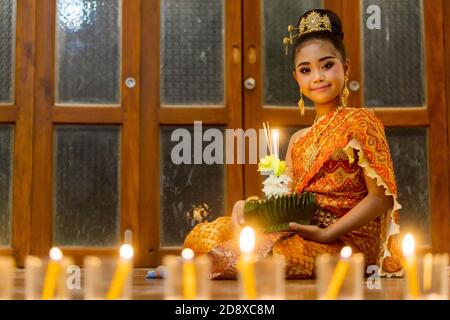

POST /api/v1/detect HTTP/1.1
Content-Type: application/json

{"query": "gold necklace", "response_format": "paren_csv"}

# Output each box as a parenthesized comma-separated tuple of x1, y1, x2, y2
(303, 106, 343, 172)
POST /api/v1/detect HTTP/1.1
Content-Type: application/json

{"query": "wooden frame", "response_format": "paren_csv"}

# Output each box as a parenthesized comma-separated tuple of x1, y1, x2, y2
(140, 0, 243, 266)
(412, 0, 448, 253)
(0, 0, 35, 266)
(243, 0, 449, 253)
(31, 0, 141, 266)
(441, 0, 450, 254)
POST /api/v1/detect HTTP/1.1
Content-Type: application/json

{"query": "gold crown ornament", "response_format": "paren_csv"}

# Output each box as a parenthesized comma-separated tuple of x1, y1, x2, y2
(283, 11, 333, 55)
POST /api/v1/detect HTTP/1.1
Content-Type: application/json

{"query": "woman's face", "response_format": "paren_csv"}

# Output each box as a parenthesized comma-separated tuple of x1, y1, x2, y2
(293, 39, 349, 106)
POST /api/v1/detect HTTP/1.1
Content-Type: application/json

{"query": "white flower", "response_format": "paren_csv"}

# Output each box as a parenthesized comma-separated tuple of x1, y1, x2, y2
(262, 174, 291, 199)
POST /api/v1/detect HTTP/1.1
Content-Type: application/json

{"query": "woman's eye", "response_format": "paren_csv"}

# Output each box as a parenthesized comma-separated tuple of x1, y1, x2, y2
(323, 62, 334, 69)
(300, 68, 310, 74)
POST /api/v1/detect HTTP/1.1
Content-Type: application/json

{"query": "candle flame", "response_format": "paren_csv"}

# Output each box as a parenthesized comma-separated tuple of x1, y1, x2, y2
(119, 244, 134, 260)
(49, 247, 63, 261)
(340, 246, 352, 259)
(402, 233, 415, 257)
(272, 130, 279, 141)
(239, 226, 255, 254)
(181, 248, 195, 260)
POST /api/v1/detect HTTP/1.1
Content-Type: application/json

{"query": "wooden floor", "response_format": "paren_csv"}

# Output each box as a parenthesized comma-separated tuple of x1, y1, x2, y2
(8, 268, 450, 300)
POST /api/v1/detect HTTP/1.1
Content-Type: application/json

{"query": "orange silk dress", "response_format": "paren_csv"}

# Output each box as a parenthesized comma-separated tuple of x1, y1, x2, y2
(184, 107, 403, 279)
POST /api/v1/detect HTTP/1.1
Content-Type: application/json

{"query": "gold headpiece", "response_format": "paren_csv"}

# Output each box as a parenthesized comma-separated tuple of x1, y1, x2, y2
(283, 11, 333, 55)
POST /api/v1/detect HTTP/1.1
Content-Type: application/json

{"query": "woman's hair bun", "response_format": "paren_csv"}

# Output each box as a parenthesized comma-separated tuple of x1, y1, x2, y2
(298, 9, 344, 40)
(290, 8, 347, 63)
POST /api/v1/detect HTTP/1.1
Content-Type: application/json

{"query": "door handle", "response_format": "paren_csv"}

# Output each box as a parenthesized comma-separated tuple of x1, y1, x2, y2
(244, 77, 256, 90)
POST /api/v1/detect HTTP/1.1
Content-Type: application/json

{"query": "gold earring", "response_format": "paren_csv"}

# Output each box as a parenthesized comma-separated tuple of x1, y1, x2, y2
(340, 74, 349, 107)
(298, 89, 305, 115)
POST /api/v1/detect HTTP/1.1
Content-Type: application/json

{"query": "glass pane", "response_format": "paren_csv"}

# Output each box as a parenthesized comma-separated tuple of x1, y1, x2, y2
(54, 125, 120, 246)
(0, 125, 13, 246)
(362, 0, 425, 107)
(385, 128, 430, 245)
(160, 126, 226, 246)
(0, 0, 16, 104)
(161, 0, 224, 105)
(263, 0, 323, 106)
(56, 0, 121, 104)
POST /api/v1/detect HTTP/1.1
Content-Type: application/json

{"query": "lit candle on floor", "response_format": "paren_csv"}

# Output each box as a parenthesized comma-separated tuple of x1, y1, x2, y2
(181, 248, 197, 300)
(42, 247, 63, 300)
(106, 244, 134, 300)
(238, 226, 257, 299)
(324, 246, 352, 300)
(423, 253, 433, 292)
(402, 233, 420, 299)
(0, 256, 15, 300)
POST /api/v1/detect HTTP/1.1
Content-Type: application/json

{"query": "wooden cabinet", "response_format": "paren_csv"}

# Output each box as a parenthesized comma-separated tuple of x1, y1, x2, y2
(0, 0, 448, 267)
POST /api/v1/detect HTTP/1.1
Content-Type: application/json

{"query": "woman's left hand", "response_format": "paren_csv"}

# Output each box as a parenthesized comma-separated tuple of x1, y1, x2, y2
(288, 222, 334, 243)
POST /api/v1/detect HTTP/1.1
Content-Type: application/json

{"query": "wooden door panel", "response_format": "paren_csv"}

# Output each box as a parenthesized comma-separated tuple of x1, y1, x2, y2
(348, 0, 449, 252)
(32, 0, 140, 265)
(140, 0, 243, 266)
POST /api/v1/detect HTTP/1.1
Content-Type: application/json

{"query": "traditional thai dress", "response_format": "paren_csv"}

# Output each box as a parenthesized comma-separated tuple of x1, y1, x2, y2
(184, 107, 403, 279)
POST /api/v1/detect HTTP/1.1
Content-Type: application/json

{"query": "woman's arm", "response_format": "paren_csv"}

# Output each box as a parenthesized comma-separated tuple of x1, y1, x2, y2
(231, 200, 245, 233)
(289, 173, 394, 243)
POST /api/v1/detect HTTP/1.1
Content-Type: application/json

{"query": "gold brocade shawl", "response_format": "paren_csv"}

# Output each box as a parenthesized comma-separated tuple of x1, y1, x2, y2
(291, 107, 403, 276)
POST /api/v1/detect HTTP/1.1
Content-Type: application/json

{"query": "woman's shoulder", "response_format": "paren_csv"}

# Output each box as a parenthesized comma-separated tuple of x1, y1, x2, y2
(343, 106, 377, 117)
(342, 106, 384, 127)
(339, 107, 388, 143)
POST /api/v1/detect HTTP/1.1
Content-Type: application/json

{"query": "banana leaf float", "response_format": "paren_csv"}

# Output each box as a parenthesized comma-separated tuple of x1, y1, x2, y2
(243, 192, 317, 233)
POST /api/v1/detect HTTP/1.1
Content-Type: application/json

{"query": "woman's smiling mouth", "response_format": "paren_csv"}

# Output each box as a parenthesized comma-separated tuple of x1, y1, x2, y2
(311, 84, 332, 92)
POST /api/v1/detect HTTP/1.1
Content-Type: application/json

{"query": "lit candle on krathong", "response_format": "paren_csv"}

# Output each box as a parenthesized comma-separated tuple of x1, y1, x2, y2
(42, 247, 63, 300)
(181, 248, 197, 300)
(262, 122, 272, 156)
(106, 244, 134, 300)
(402, 233, 420, 299)
(238, 226, 257, 299)
(272, 129, 279, 159)
(324, 246, 352, 300)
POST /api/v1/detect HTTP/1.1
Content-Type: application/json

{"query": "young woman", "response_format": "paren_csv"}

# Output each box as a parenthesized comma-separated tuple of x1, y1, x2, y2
(184, 9, 403, 279)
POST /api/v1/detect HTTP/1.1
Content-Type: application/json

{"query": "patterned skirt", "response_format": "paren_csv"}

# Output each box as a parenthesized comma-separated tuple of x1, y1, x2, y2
(184, 208, 381, 279)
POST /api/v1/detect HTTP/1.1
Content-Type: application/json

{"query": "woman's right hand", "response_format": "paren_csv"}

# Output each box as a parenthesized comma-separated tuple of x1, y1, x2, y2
(231, 200, 246, 233)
